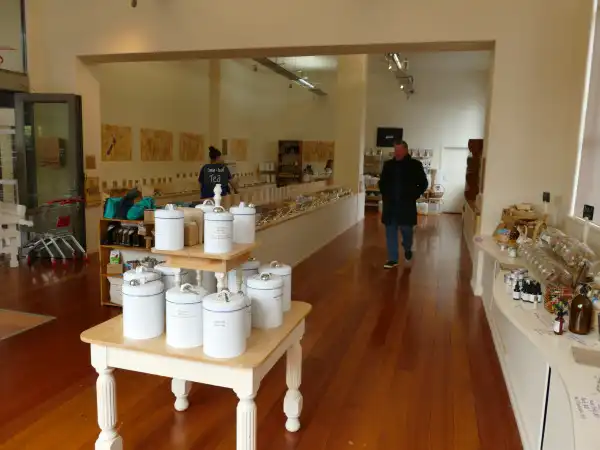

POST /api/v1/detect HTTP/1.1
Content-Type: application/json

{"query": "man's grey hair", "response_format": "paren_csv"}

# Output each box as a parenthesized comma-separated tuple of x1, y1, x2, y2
(394, 139, 408, 149)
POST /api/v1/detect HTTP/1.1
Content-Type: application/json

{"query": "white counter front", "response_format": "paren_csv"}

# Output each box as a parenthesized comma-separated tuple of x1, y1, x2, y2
(475, 238, 600, 450)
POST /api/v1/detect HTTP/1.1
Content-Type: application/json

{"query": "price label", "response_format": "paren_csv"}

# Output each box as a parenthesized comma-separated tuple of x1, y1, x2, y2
(542, 192, 550, 203)
(583, 204, 595, 221)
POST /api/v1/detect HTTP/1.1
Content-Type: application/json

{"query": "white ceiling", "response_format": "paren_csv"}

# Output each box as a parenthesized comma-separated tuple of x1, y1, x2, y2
(271, 51, 492, 73)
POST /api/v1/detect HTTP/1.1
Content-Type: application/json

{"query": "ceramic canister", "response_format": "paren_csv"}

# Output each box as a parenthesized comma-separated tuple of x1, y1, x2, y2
(155, 263, 192, 291)
(246, 273, 284, 329)
(166, 283, 208, 349)
(155, 204, 185, 251)
(122, 266, 165, 340)
(204, 206, 234, 254)
(259, 261, 292, 312)
(202, 290, 247, 359)
(230, 202, 256, 244)
(227, 258, 261, 294)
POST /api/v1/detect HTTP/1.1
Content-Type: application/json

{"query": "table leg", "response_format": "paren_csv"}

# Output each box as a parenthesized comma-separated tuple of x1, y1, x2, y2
(215, 272, 225, 292)
(235, 390, 257, 450)
(95, 367, 123, 450)
(236, 268, 243, 293)
(284, 341, 303, 432)
(171, 378, 192, 411)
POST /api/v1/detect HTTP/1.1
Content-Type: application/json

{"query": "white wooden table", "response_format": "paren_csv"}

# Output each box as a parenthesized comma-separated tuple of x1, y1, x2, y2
(81, 301, 312, 450)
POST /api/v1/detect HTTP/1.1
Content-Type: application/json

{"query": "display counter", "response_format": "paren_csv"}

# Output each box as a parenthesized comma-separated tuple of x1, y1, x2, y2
(475, 237, 600, 450)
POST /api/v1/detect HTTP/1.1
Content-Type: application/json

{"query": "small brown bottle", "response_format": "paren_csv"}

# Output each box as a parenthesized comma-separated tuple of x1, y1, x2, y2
(569, 293, 593, 335)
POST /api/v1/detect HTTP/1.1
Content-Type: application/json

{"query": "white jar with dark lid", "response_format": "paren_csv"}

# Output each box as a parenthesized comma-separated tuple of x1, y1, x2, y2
(122, 266, 165, 340)
(166, 283, 208, 349)
(204, 206, 234, 254)
(155, 204, 185, 251)
(259, 261, 292, 312)
(246, 272, 284, 329)
(230, 202, 256, 244)
(202, 290, 247, 359)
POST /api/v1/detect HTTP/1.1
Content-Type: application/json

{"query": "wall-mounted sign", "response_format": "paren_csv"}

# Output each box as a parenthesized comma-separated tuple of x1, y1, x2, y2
(583, 204, 595, 221)
(542, 192, 550, 203)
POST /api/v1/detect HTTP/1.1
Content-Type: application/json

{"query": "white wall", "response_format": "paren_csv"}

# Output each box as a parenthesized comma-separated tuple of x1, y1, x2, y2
(0, 0, 25, 73)
(92, 60, 210, 183)
(365, 52, 489, 171)
(24, 0, 593, 235)
(220, 59, 336, 166)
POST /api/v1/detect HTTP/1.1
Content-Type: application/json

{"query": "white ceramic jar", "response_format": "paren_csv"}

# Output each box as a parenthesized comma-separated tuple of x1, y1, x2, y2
(259, 261, 292, 312)
(227, 257, 261, 294)
(230, 202, 256, 244)
(155, 204, 185, 251)
(166, 283, 208, 349)
(155, 263, 191, 291)
(122, 266, 165, 340)
(202, 290, 247, 359)
(247, 272, 284, 329)
(204, 206, 234, 254)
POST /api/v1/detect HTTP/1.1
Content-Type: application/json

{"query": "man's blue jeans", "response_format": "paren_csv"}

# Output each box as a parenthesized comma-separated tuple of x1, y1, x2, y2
(385, 223, 414, 261)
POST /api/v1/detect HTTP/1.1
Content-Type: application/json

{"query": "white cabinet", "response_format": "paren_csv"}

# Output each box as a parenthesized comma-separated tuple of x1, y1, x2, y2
(543, 371, 575, 450)
(492, 306, 549, 450)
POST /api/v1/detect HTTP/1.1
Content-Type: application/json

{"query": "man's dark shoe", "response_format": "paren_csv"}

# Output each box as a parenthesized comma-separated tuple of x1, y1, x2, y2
(384, 260, 399, 269)
(405, 251, 413, 262)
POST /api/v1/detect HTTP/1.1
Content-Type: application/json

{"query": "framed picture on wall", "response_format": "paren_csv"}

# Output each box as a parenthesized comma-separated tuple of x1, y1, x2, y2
(376, 127, 403, 148)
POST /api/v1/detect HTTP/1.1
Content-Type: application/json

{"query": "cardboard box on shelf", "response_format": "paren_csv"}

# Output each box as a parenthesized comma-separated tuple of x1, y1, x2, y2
(144, 210, 155, 223)
(184, 221, 199, 247)
(106, 263, 123, 275)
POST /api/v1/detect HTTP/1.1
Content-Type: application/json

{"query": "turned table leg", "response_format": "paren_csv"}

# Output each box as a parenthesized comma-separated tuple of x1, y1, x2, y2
(94, 367, 123, 450)
(215, 272, 225, 292)
(235, 390, 257, 450)
(284, 341, 303, 432)
(171, 378, 192, 411)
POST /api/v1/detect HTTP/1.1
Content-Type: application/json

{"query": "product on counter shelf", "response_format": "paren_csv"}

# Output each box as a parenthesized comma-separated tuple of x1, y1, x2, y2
(569, 285, 594, 335)
(247, 272, 284, 330)
(166, 283, 207, 349)
(155, 204, 185, 251)
(553, 303, 568, 335)
(122, 266, 165, 340)
(155, 263, 193, 291)
(203, 290, 247, 359)
(109, 249, 121, 264)
(259, 261, 292, 312)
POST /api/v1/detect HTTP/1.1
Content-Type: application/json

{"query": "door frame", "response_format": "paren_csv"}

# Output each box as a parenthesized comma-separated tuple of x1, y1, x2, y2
(439, 146, 469, 213)
(13, 93, 85, 246)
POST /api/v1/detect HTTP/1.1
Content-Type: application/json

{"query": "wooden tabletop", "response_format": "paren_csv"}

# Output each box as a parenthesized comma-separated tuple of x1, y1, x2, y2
(151, 242, 257, 260)
(81, 301, 311, 368)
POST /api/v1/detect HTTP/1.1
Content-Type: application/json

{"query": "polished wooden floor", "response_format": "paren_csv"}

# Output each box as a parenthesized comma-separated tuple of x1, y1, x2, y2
(0, 213, 522, 450)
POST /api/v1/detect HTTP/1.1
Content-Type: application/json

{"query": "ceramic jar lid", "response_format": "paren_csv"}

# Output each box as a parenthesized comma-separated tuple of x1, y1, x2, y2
(259, 261, 291, 277)
(122, 267, 164, 296)
(205, 206, 234, 222)
(203, 289, 246, 312)
(196, 199, 215, 213)
(230, 202, 256, 216)
(246, 272, 284, 290)
(241, 257, 260, 271)
(155, 204, 184, 219)
(166, 283, 207, 304)
(155, 263, 188, 276)
(123, 265, 161, 284)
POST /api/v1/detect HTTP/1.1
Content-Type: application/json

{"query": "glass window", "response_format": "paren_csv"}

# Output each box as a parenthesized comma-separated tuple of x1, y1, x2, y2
(573, 7, 600, 224)
(0, 0, 26, 73)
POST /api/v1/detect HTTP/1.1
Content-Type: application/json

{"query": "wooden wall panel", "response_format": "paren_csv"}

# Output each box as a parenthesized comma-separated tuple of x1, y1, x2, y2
(101, 124, 132, 162)
(228, 138, 248, 161)
(140, 128, 173, 161)
(84, 176, 102, 207)
(179, 132, 204, 162)
(302, 141, 318, 163)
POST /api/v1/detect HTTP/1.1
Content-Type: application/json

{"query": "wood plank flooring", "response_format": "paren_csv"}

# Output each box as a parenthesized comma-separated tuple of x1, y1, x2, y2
(0, 213, 522, 449)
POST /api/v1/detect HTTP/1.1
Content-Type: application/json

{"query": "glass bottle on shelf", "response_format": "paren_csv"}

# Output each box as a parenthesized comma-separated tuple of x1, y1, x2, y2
(569, 288, 593, 335)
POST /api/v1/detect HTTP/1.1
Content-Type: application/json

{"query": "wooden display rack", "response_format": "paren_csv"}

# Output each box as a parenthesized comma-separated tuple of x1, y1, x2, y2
(99, 218, 154, 307)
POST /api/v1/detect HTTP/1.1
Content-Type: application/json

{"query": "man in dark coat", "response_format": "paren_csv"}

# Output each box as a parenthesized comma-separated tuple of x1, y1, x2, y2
(378, 140, 428, 268)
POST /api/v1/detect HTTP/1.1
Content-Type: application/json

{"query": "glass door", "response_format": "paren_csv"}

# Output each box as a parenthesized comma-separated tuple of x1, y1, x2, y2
(14, 94, 86, 248)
